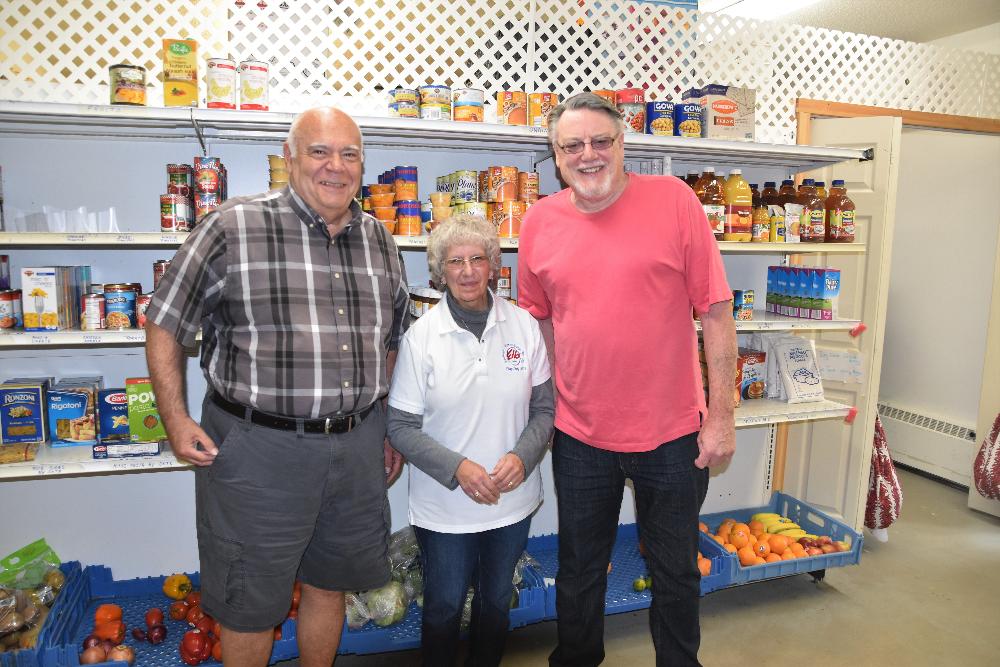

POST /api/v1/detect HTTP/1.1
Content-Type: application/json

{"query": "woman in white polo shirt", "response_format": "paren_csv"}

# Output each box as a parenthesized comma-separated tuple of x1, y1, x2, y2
(388, 214, 554, 667)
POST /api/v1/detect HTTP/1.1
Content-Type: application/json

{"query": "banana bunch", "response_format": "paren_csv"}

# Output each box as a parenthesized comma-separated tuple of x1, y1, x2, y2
(751, 512, 815, 541)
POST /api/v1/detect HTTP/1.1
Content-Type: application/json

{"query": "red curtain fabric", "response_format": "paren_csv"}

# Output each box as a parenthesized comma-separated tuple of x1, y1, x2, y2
(865, 415, 902, 530)
(973, 413, 1000, 500)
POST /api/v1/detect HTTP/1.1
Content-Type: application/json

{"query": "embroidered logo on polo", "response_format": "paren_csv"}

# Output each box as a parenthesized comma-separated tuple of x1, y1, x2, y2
(503, 343, 526, 372)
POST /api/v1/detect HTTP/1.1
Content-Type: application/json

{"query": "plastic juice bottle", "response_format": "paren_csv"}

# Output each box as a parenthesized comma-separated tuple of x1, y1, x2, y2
(797, 178, 825, 243)
(685, 171, 700, 188)
(761, 181, 779, 204)
(825, 178, 856, 242)
(723, 168, 752, 242)
(815, 180, 828, 200)
(750, 183, 770, 243)
(775, 179, 799, 241)
(696, 167, 726, 240)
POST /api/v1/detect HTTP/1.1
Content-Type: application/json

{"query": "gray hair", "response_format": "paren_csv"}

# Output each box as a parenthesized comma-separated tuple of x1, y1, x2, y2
(286, 107, 365, 157)
(547, 92, 625, 145)
(426, 214, 502, 289)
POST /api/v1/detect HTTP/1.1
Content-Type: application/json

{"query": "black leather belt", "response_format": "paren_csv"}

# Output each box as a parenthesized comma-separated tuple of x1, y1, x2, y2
(210, 393, 373, 434)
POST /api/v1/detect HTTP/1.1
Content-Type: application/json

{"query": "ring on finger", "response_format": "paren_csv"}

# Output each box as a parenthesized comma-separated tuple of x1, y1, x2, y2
(507, 481, 513, 488)
(474, 490, 480, 498)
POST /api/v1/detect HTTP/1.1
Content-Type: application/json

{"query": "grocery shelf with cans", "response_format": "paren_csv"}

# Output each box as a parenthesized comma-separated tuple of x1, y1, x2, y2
(0, 101, 866, 173)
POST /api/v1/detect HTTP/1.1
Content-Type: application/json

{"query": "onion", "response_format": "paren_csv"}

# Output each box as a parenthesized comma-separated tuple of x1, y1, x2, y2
(147, 623, 167, 645)
(80, 634, 102, 651)
(79, 646, 106, 664)
(107, 644, 136, 664)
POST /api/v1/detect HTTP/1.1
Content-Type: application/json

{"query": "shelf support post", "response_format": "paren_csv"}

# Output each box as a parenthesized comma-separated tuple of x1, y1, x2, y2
(772, 421, 789, 491)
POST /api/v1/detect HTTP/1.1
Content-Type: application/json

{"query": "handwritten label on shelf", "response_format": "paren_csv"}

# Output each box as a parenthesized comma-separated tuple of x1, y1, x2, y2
(30, 334, 52, 345)
(738, 415, 774, 426)
(82, 334, 102, 344)
(116, 233, 135, 243)
(160, 234, 182, 244)
(65, 234, 87, 243)
(123, 333, 145, 343)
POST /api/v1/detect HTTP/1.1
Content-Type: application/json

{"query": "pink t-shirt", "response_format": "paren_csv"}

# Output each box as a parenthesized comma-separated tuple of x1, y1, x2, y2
(517, 173, 731, 452)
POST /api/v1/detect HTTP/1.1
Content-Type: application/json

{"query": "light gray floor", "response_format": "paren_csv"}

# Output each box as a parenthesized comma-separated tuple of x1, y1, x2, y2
(285, 468, 1000, 666)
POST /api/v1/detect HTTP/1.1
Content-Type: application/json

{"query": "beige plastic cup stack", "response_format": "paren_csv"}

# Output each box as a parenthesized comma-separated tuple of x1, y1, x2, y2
(268, 154, 288, 190)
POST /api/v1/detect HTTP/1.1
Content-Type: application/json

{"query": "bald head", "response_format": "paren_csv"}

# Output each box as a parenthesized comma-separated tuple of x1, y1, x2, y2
(286, 107, 364, 158)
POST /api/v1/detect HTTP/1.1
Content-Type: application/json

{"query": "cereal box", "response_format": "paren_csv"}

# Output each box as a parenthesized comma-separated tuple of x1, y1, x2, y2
(126, 377, 167, 442)
(162, 39, 198, 107)
(97, 388, 130, 444)
(47, 381, 98, 447)
(0, 381, 47, 445)
(732, 289, 754, 320)
(699, 84, 756, 142)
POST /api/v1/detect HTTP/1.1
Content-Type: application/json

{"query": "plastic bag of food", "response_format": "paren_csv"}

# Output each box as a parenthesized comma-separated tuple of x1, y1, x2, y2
(344, 592, 371, 631)
(361, 580, 410, 628)
(401, 563, 423, 606)
(387, 526, 420, 576)
(0, 586, 51, 651)
(513, 551, 540, 589)
(0, 539, 61, 590)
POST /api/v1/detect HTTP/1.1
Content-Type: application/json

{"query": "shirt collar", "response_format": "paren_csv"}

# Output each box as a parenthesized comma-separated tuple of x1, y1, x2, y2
(439, 289, 505, 335)
(287, 184, 363, 237)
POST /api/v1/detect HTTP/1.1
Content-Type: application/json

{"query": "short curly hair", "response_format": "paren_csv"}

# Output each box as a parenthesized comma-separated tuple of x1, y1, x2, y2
(426, 214, 502, 289)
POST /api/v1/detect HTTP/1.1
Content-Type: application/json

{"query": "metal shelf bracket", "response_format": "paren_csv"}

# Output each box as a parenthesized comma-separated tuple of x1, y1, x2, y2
(860, 147, 874, 161)
(190, 108, 207, 155)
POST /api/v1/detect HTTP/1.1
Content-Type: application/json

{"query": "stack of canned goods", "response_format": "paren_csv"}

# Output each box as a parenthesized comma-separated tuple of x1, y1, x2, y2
(495, 92, 559, 127)
(193, 156, 227, 221)
(161, 157, 227, 231)
(434, 167, 538, 238)
(204, 56, 270, 111)
(81, 260, 169, 332)
(267, 154, 287, 190)
(388, 88, 419, 118)
(362, 166, 422, 236)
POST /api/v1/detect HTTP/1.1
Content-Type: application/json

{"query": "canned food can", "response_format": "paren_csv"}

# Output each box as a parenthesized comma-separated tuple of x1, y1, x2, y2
(160, 194, 191, 232)
(457, 202, 488, 217)
(195, 192, 221, 220)
(136, 293, 153, 329)
(616, 88, 646, 134)
(478, 171, 490, 202)
(109, 64, 147, 106)
(489, 166, 519, 202)
(496, 267, 512, 299)
(518, 172, 539, 201)
(528, 93, 559, 127)
(419, 103, 451, 121)
(396, 200, 422, 236)
(390, 88, 419, 105)
(388, 102, 419, 118)
(453, 170, 479, 203)
(591, 89, 616, 105)
(394, 166, 419, 201)
(0, 289, 22, 329)
(419, 85, 451, 106)
(646, 101, 674, 136)
(206, 57, 237, 109)
(674, 103, 703, 137)
(153, 260, 171, 291)
(494, 200, 526, 238)
(420, 201, 433, 224)
(238, 58, 269, 111)
(496, 91, 527, 125)
(452, 88, 485, 122)
(193, 157, 223, 194)
(103, 284, 137, 329)
(80, 293, 105, 331)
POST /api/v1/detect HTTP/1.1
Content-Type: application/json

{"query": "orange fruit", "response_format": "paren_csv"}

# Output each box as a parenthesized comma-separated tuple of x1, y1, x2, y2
(728, 529, 750, 550)
(737, 547, 756, 567)
(747, 534, 758, 547)
(789, 542, 806, 555)
(753, 540, 770, 558)
(720, 518, 737, 528)
(748, 520, 765, 533)
(699, 521, 709, 533)
(765, 553, 781, 563)
(713, 535, 726, 546)
(755, 532, 771, 544)
(768, 535, 789, 556)
(750, 528, 765, 538)
(723, 543, 738, 554)
(716, 525, 732, 540)
(698, 558, 711, 577)
(754, 557, 766, 565)
(730, 522, 750, 536)
(781, 552, 796, 561)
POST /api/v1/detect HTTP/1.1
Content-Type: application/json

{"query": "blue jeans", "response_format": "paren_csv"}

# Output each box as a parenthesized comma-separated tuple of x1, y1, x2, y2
(548, 430, 709, 667)
(414, 515, 531, 667)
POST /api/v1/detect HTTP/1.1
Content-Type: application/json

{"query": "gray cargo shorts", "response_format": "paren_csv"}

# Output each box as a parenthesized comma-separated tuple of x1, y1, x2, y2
(194, 395, 391, 632)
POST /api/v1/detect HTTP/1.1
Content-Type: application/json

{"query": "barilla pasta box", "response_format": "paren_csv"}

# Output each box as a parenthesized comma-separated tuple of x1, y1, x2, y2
(126, 377, 167, 442)
(97, 388, 129, 444)
(47, 381, 98, 447)
(93, 440, 160, 459)
(0, 380, 47, 445)
(699, 84, 756, 141)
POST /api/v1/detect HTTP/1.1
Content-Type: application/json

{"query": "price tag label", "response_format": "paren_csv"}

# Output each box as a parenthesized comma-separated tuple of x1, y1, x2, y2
(82, 334, 102, 344)
(505, 238, 519, 248)
(527, 126, 548, 135)
(116, 233, 135, 243)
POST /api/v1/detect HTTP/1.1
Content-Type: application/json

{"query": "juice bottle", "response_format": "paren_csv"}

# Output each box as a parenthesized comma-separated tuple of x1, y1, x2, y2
(685, 171, 700, 188)
(825, 178, 856, 242)
(797, 178, 825, 243)
(775, 179, 798, 241)
(761, 181, 779, 205)
(815, 180, 828, 200)
(723, 168, 752, 242)
(696, 167, 725, 240)
(750, 182, 770, 242)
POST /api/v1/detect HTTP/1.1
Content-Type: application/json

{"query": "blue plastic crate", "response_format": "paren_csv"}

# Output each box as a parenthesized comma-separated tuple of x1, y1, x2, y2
(338, 563, 547, 656)
(527, 522, 733, 621)
(699, 492, 863, 587)
(39, 565, 298, 667)
(0, 561, 80, 667)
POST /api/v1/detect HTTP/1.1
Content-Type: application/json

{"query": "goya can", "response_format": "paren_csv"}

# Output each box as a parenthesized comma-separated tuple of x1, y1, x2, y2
(80, 293, 105, 331)
(496, 91, 527, 125)
(0, 289, 22, 329)
(646, 101, 674, 136)
(206, 57, 237, 109)
(528, 93, 559, 127)
(452, 88, 485, 122)
(238, 58, 269, 111)
(453, 170, 479, 203)
(616, 88, 645, 134)
(160, 194, 191, 232)
(674, 103, 703, 137)
(109, 64, 147, 106)
(153, 260, 171, 291)
(103, 284, 137, 329)
(136, 293, 152, 329)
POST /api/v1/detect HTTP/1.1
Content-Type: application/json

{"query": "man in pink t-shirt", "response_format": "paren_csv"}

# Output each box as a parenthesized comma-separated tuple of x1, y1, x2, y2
(518, 92, 737, 667)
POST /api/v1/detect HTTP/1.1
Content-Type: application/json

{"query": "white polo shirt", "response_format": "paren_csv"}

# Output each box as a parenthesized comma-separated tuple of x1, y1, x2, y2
(389, 293, 550, 533)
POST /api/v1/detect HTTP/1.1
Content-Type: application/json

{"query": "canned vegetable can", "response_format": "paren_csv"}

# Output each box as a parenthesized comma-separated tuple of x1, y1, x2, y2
(238, 58, 269, 111)
(206, 58, 237, 109)
(109, 64, 147, 106)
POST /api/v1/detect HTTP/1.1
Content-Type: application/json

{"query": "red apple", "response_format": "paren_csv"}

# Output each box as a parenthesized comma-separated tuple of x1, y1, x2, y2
(806, 547, 823, 556)
(820, 544, 837, 554)
(816, 535, 833, 546)
(833, 541, 850, 552)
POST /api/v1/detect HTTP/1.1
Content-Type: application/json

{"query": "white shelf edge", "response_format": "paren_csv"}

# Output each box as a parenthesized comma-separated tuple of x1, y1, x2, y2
(734, 398, 851, 428)
(718, 242, 866, 254)
(0, 330, 205, 347)
(695, 311, 861, 332)
(0, 444, 189, 480)
(0, 232, 188, 246)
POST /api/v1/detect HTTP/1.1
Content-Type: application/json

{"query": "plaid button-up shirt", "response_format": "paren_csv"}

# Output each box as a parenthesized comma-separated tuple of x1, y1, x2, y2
(147, 186, 409, 419)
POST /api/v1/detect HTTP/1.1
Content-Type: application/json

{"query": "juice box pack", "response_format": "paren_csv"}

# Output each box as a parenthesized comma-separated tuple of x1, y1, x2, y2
(126, 377, 167, 442)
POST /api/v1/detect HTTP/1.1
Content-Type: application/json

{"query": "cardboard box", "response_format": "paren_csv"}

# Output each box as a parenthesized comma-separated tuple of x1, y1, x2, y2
(93, 440, 161, 459)
(126, 377, 167, 442)
(47, 382, 98, 447)
(0, 381, 47, 444)
(162, 39, 198, 107)
(698, 84, 756, 141)
(812, 268, 841, 320)
(98, 388, 130, 443)
(738, 348, 766, 400)
(732, 289, 754, 320)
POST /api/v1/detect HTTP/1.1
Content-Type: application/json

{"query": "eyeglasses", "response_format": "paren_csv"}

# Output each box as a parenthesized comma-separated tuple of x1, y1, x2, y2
(557, 134, 620, 155)
(444, 255, 488, 270)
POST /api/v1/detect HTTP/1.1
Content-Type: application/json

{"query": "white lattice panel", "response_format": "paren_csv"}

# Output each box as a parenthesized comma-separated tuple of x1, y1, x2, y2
(1, 1, 997, 144)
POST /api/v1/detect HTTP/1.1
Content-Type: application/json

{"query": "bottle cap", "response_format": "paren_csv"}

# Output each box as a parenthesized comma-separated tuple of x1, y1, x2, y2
(832, 179, 845, 187)
(764, 181, 776, 187)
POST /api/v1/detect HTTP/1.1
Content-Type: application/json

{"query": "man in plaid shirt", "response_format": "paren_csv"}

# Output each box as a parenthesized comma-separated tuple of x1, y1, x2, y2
(146, 107, 408, 666)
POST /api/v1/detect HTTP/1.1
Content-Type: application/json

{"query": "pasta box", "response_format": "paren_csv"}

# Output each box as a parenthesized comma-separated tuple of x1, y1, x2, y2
(47, 381, 98, 447)
(126, 377, 167, 442)
(0, 380, 47, 445)
(97, 388, 130, 444)
(93, 440, 161, 459)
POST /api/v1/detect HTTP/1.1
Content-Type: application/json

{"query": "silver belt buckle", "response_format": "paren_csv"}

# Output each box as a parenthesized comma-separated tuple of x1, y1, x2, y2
(324, 417, 334, 434)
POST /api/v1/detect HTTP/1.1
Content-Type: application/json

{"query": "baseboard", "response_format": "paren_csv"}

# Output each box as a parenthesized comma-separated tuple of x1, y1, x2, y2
(893, 461, 969, 492)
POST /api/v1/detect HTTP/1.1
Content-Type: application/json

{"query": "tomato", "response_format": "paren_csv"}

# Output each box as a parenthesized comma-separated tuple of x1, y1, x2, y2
(195, 616, 214, 636)
(182, 629, 211, 661)
(94, 603, 123, 625)
(212, 639, 223, 662)
(211, 620, 222, 638)
(144, 607, 164, 628)
(185, 604, 206, 625)
(184, 591, 202, 607)
(169, 600, 189, 621)
(179, 646, 202, 666)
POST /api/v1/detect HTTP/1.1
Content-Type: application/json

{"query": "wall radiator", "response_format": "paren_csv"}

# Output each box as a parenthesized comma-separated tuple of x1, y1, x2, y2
(877, 403, 977, 486)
